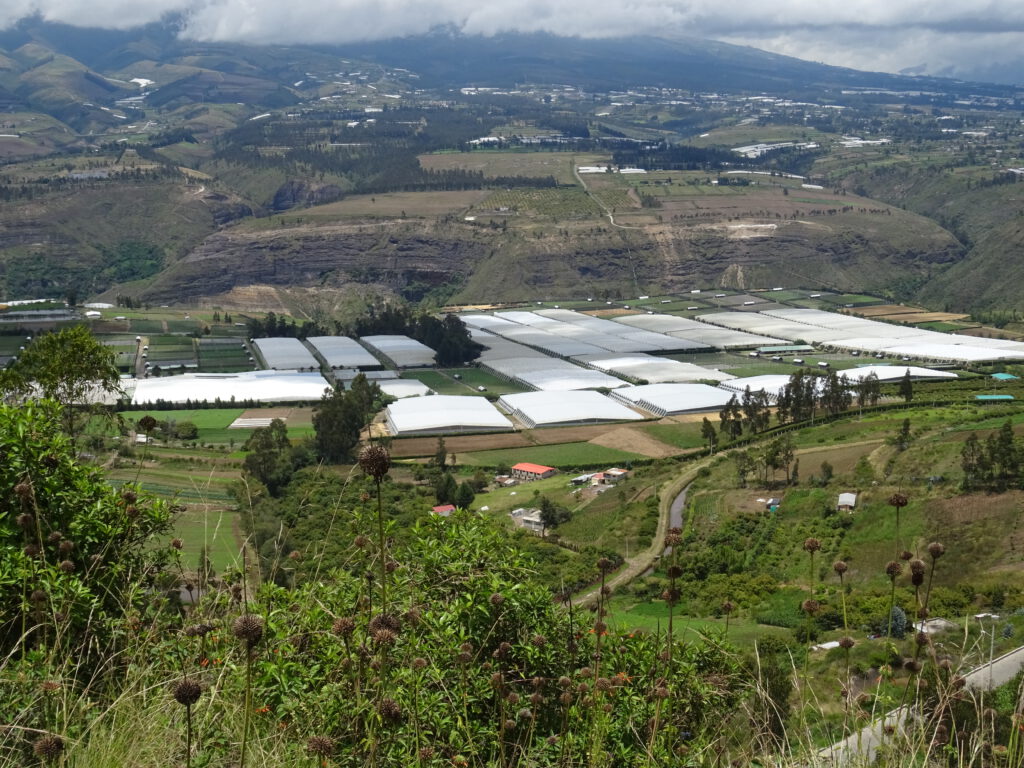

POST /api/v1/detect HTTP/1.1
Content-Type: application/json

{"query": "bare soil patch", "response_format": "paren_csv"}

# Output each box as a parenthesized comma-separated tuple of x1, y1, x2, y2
(795, 441, 884, 476)
(587, 427, 680, 459)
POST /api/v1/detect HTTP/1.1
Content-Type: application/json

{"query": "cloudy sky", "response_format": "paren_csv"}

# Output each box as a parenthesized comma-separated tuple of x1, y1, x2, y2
(3, 0, 1024, 83)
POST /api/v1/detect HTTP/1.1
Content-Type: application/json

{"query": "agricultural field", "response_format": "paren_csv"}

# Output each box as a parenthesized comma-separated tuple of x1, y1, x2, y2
(459, 441, 645, 468)
(439, 367, 531, 395)
(418, 150, 605, 185)
(479, 187, 603, 220)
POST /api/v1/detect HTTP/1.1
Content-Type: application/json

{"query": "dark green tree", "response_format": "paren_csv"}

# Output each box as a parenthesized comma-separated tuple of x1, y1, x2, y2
(434, 472, 458, 505)
(1, 325, 122, 442)
(243, 419, 300, 496)
(454, 481, 475, 510)
(312, 386, 363, 463)
(539, 496, 571, 536)
(899, 370, 914, 403)
(701, 417, 718, 453)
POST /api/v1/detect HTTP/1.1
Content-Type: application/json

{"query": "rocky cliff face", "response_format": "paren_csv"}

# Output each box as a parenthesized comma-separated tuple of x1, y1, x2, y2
(139, 212, 963, 304)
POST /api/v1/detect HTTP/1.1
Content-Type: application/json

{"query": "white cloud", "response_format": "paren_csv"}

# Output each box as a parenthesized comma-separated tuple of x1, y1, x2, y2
(3, 0, 1024, 81)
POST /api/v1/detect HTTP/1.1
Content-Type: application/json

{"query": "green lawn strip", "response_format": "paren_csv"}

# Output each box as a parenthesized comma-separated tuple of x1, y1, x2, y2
(639, 423, 704, 449)
(399, 370, 468, 395)
(170, 505, 244, 572)
(606, 596, 791, 646)
(460, 442, 644, 468)
(439, 367, 531, 394)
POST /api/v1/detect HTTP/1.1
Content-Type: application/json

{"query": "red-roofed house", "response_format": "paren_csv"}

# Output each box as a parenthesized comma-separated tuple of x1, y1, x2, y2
(511, 462, 557, 481)
(431, 504, 456, 517)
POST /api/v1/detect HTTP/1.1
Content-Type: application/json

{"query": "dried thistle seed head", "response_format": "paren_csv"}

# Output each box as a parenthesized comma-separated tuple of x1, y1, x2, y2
(666, 564, 683, 579)
(801, 599, 820, 614)
(933, 724, 949, 745)
(377, 697, 402, 723)
(232, 614, 264, 646)
(912, 571, 924, 587)
(40, 681, 60, 693)
(506, 692, 520, 705)
(32, 734, 64, 762)
(353, 534, 370, 549)
(885, 560, 902, 579)
(517, 708, 533, 720)
(170, 538, 183, 550)
(306, 736, 334, 758)
(14, 481, 32, 500)
(888, 493, 908, 509)
(418, 746, 435, 761)
(579, 666, 593, 678)
(411, 657, 427, 670)
(839, 636, 855, 649)
(904, 658, 923, 673)
(24, 544, 41, 558)
(137, 415, 157, 433)
(593, 621, 607, 634)
(909, 559, 926, 576)
(30, 589, 47, 604)
(927, 542, 945, 559)
(665, 532, 682, 547)
(653, 686, 670, 700)
(597, 557, 614, 574)
(47, 531, 63, 544)
(332, 616, 355, 637)
(374, 629, 398, 647)
(531, 634, 547, 647)
(558, 676, 572, 688)
(489, 592, 505, 606)
(833, 560, 848, 576)
(490, 672, 504, 687)
(58, 540, 74, 555)
(595, 677, 613, 692)
(403, 606, 422, 625)
(456, 651, 472, 664)
(721, 600, 735, 614)
(58, 559, 75, 573)
(358, 445, 391, 481)
(369, 613, 401, 634)
(803, 538, 821, 553)
(121, 489, 137, 504)
(916, 632, 930, 647)
(125, 505, 139, 520)
(559, 691, 572, 705)
(577, 683, 589, 694)
(172, 678, 202, 707)
(531, 676, 544, 689)
(41, 454, 59, 469)
(900, 550, 913, 561)
(530, 692, 544, 705)
(15, 512, 34, 531)
(503, 719, 516, 731)
(459, 641, 473, 654)
(546, 735, 559, 746)
(600, 585, 612, 597)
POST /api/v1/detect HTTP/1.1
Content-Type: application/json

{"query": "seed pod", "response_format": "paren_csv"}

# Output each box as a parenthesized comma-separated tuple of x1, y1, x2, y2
(927, 542, 945, 559)
(307, 736, 334, 758)
(839, 637, 855, 649)
(332, 616, 355, 637)
(833, 560, 848, 575)
(172, 678, 203, 707)
(803, 538, 821, 553)
(358, 445, 391, 481)
(32, 735, 64, 762)
(888, 493, 908, 509)
(232, 614, 265, 646)
(885, 561, 902, 579)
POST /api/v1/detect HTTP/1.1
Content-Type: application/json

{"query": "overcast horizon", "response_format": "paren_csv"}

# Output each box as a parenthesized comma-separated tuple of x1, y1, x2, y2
(2, 1, 1024, 85)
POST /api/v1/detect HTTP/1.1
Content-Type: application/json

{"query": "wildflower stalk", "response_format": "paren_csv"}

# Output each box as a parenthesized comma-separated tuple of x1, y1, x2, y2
(359, 446, 391, 614)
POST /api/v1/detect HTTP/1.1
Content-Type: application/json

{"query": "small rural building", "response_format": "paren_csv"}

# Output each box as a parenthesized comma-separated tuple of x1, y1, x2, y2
(431, 504, 456, 517)
(510, 507, 544, 532)
(511, 462, 557, 481)
(837, 492, 858, 511)
(976, 394, 1015, 403)
(991, 373, 1018, 381)
(570, 473, 595, 485)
